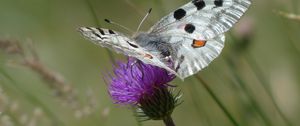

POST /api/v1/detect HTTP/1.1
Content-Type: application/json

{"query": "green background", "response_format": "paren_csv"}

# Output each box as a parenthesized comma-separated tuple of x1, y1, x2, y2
(0, 0, 300, 126)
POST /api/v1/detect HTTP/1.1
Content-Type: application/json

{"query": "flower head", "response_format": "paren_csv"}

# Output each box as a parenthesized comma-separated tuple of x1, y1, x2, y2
(107, 58, 181, 121)
(108, 58, 175, 105)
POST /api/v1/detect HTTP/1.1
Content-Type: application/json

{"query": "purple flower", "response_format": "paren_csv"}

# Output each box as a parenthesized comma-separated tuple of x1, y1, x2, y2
(107, 57, 181, 123)
(108, 58, 175, 105)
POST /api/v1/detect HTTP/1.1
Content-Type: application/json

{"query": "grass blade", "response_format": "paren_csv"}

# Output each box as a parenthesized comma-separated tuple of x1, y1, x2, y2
(0, 67, 65, 126)
(194, 75, 240, 126)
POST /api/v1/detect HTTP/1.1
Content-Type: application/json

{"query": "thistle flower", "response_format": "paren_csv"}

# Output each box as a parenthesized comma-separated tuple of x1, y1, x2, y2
(108, 58, 181, 125)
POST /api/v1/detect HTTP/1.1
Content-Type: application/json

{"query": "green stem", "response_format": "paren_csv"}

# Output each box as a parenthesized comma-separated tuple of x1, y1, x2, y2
(195, 75, 240, 126)
(228, 28, 292, 126)
(163, 115, 175, 126)
(225, 57, 271, 126)
(244, 53, 293, 126)
(186, 82, 212, 126)
(84, 0, 116, 64)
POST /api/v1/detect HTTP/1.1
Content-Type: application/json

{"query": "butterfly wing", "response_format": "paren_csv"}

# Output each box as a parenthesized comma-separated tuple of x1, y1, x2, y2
(170, 34, 225, 79)
(144, 0, 251, 79)
(78, 27, 177, 75)
(79, 27, 139, 56)
(138, 33, 225, 79)
(150, 0, 252, 40)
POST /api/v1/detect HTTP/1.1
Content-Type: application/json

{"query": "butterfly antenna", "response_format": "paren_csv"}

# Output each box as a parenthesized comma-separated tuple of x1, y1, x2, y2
(104, 19, 134, 33)
(136, 8, 152, 33)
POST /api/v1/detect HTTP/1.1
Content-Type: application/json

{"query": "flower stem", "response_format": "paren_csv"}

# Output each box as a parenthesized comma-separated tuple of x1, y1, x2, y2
(244, 53, 293, 126)
(195, 75, 240, 126)
(83, 0, 116, 64)
(224, 57, 272, 126)
(163, 115, 175, 126)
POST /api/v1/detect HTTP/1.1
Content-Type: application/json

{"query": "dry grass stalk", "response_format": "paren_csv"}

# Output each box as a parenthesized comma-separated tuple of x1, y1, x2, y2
(0, 39, 22, 54)
(275, 10, 300, 22)
(0, 87, 45, 126)
(22, 58, 75, 98)
(0, 39, 99, 118)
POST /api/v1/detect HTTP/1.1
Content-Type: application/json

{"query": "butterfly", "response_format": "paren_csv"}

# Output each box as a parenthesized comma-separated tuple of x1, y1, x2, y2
(79, 0, 252, 80)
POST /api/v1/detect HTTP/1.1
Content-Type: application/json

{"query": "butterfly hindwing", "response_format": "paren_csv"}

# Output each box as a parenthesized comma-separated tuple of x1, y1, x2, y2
(172, 34, 225, 79)
(145, 34, 225, 79)
(150, 0, 252, 40)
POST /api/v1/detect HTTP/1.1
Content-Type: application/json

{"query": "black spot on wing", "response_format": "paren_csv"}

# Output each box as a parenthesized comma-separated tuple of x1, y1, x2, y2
(85, 27, 93, 31)
(94, 33, 102, 38)
(173, 8, 186, 20)
(184, 24, 196, 33)
(97, 28, 105, 35)
(126, 41, 139, 48)
(90, 29, 102, 39)
(214, 0, 223, 7)
(192, 0, 206, 10)
(108, 29, 115, 34)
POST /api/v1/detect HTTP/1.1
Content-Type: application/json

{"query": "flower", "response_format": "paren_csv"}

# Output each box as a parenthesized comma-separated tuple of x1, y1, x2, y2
(107, 58, 181, 121)
(108, 58, 175, 105)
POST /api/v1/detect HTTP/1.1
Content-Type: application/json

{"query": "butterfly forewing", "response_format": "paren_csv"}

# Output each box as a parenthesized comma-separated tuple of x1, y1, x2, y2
(150, 0, 252, 40)
(78, 27, 178, 76)
(79, 27, 140, 56)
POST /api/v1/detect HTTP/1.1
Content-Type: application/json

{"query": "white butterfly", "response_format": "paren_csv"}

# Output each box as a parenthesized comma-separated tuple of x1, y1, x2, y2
(79, 0, 252, 80)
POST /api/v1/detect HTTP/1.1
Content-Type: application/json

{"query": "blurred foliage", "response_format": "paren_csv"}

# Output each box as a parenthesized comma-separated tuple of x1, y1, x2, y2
(0, 0, 300, 126)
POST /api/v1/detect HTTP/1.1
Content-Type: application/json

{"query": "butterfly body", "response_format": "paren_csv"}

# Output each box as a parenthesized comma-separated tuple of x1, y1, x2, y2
(79, 0, 252, 79)
(134, 33, 175, 59)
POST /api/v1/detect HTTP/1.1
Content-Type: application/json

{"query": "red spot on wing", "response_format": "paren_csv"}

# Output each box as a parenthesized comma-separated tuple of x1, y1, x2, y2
(192, 40, 207, 48)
